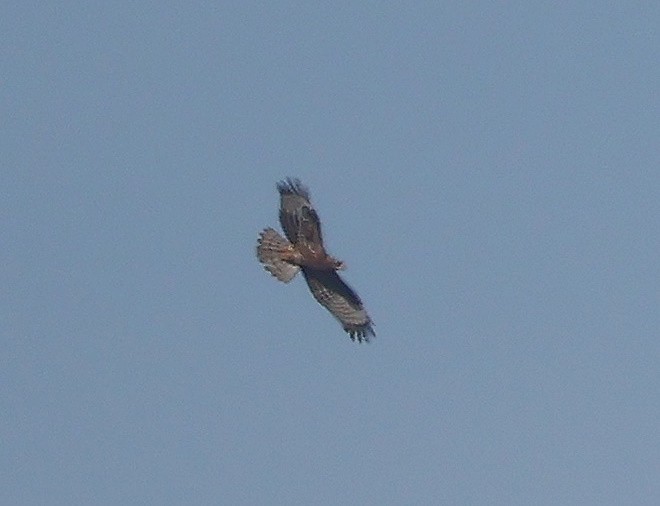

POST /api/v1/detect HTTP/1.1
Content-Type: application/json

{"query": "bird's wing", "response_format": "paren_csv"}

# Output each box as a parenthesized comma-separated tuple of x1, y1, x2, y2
(302, 268, 374, 342)
(277, 178, 323, 247)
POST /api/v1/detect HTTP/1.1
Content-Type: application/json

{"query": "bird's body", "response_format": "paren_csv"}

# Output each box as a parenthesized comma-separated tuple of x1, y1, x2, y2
(256, 178, 374, 342)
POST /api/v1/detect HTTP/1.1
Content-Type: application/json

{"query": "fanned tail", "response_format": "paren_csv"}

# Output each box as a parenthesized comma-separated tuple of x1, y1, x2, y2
(256, 228, 301, 283)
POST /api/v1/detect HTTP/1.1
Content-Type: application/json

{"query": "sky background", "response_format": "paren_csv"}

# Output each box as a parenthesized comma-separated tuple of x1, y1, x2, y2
(2, 2, 659, 505)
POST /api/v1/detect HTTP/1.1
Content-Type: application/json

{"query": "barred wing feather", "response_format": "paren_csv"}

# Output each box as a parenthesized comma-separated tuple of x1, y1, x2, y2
(302, 268, 375, 342)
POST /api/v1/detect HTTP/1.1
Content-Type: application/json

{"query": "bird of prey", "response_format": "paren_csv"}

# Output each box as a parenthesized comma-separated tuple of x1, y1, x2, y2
(256, 178, 374, 342)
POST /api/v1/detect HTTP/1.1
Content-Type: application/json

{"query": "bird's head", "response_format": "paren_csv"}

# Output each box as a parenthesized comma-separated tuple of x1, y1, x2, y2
(332, 258, 347, 271)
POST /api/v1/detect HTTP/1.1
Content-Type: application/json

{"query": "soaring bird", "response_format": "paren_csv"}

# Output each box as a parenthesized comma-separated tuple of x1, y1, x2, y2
(256, 178, 374, 342)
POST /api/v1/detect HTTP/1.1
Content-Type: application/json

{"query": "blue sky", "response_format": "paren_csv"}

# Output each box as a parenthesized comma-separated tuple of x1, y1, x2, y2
(3, 2, 659, 504)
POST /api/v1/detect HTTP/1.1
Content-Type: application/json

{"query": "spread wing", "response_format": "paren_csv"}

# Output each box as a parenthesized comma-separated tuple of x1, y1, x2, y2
(302, 268, 375, 342)
(277, 178, 324, 247)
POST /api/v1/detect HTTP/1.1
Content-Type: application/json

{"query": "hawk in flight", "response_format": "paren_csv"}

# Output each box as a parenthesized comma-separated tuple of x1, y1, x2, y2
(256, 178, 374, 342)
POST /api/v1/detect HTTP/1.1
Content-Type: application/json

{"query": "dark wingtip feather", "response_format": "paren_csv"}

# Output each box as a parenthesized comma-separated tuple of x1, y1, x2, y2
(276, 177, 309, 199)
(347, 323, 375, 343)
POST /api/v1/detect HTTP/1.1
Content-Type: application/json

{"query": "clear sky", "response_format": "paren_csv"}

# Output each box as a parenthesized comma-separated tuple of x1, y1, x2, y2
(3, 2, 659, 505)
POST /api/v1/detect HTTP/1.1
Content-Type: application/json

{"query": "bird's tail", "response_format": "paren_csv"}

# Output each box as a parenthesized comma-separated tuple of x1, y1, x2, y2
(256, 228, 301, 283)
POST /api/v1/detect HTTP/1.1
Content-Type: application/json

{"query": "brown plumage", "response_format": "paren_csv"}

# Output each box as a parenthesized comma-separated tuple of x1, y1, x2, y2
(256, 178, 374, 342)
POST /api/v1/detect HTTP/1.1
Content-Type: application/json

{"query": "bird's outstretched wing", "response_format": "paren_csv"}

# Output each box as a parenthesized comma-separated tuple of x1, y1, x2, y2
(302, 268, 375, 342)
(277, 178, 323, 247)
